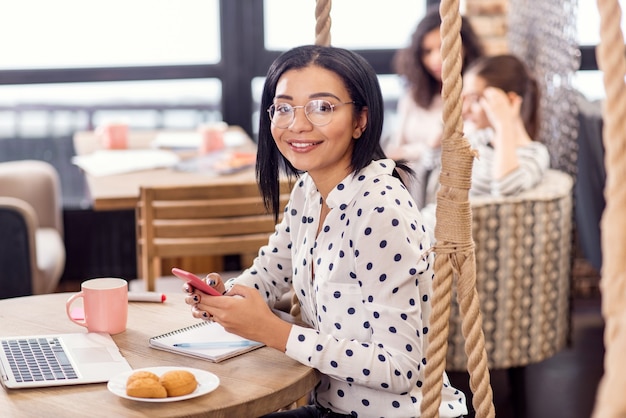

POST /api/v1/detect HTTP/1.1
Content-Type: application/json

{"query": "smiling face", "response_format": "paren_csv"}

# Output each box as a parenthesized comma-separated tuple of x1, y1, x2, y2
(270, 65, 367, 190)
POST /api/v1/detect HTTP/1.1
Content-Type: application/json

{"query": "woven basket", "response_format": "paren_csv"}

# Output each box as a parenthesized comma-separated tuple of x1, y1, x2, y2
(446, 169, 574, 370)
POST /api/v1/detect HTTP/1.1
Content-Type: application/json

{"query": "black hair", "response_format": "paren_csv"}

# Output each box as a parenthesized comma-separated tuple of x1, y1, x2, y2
(257, 45, 411, 218)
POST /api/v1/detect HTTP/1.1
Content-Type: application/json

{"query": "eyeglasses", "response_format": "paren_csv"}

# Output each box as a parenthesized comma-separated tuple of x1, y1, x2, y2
(267, 99, 355, 129)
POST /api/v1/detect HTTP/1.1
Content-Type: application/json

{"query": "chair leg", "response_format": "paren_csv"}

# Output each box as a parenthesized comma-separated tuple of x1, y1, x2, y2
(142, 257, 159, 292)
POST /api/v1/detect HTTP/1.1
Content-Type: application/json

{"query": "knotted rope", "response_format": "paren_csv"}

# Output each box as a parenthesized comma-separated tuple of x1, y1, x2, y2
(300, 2, 494, 416)
(421, 1, 494, 417)
(591, 1, 626, 417)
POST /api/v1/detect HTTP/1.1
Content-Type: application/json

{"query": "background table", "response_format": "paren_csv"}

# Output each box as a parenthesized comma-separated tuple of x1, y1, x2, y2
(0, 293, 319, 418)
(72, 127, 260, 276)
(73, 128, 258, 211)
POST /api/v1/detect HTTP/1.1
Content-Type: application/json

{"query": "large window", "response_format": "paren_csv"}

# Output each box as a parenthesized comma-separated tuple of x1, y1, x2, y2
(0, 0, 224, 139)
(264, 0, 425, 50)
(0, 0, 429, 140)
(256, 0, 426, 138)
(573, 0, 626, 100)
(0, 0, 221, 69)
(0, 0, 620, 139)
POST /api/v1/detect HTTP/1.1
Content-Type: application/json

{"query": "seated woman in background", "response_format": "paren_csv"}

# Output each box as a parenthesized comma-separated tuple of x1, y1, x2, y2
(421, 54, 551, 238)
(385, 5, 484, 208)
(461, 54, 550, 196)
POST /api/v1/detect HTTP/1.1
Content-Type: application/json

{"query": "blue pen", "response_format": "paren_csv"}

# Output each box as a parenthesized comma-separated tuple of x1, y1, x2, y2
(173, 341, 260, 349)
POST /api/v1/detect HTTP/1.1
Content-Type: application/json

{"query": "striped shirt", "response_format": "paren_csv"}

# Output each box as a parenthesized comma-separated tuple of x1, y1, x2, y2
(469, 128, 550, 197)
(420, 128, 551, 241)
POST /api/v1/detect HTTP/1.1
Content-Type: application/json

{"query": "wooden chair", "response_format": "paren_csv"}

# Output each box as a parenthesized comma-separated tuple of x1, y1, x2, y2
(136, 180, 291, 291)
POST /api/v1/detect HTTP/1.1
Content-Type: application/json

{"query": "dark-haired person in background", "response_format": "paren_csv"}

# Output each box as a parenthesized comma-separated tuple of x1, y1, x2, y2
(385, 6, 484, 208)
(421, 53, 550, 240)
(183, 44, 467, 417)
(461, 54, 549, 196)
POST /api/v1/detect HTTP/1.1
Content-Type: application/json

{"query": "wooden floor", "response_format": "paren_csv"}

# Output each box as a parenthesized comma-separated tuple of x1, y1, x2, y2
(56, 262, 605, 418)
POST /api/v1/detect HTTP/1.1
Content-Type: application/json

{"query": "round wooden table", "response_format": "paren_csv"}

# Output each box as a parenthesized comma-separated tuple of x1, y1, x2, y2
(0, 293, 319, 417)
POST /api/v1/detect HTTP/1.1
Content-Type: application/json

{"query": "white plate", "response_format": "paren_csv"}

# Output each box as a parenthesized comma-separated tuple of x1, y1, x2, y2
(107, 366, 220, 403)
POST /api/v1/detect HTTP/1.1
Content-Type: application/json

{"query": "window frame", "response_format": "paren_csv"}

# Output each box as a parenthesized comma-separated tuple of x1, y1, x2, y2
(0, 0, 607, 137)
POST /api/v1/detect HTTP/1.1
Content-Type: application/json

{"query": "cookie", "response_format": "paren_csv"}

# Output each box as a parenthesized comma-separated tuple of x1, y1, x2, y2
(126, 370, 159, 386)
(126, 377, 168, 398)
(159, 369, 198, 397)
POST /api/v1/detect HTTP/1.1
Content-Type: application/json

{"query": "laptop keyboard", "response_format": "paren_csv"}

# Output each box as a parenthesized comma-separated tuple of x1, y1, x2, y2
(1, 337, 78, 383)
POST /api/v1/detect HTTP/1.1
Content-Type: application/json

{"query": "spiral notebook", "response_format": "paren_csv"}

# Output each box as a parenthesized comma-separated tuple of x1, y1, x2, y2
(149, 322, 264, 363)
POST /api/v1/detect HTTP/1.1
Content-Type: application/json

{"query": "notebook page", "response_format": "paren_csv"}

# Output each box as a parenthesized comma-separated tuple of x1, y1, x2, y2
(149, 321, 263, 363)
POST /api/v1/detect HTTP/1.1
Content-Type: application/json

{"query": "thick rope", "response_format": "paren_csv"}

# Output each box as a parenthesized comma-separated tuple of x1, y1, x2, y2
(592, 1, 626, 417)
(315, 0, 332, 47)
(301, 2, 493, 415)
(421, 1, 494, 417)
(291, 0, 333, 321)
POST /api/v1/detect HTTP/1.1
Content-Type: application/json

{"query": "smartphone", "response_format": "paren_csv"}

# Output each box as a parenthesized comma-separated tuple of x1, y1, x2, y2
(171, 268, 222, 296)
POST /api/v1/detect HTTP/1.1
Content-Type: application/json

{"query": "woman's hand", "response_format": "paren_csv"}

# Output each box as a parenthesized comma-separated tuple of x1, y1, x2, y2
(479, 87, 522, 145)
(182, 272, 225, 297)
(185, 283, 292, 352)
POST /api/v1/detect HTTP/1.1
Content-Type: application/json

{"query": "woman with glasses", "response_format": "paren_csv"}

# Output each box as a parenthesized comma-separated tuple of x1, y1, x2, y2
(420, 54, 550, 243)
(460, 54, 549, 196)
(184, 44, 467, 418)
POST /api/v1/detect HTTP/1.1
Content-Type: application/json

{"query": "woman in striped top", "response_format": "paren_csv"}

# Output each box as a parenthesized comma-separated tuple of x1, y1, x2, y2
(421, 54, 550, 239)
(460, 54, 550, 196)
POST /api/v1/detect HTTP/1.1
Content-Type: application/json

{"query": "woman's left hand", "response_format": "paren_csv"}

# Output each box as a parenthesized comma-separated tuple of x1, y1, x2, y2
(187, 284, 292, 351)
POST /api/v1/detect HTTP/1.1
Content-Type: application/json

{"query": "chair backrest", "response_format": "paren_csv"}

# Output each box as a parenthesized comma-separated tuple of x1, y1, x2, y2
(0, 160, 64, 237)
(445, 169, 574, 370)
(0, 160, 65, 295)
(136, 180, 291, 291)
(0, 199, 35, 298)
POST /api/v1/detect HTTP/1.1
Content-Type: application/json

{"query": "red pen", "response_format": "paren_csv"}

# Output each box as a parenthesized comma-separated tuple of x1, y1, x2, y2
(128, 291, 167, 303)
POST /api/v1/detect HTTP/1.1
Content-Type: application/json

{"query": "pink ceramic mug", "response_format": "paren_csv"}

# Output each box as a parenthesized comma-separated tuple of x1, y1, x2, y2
(66, 278, 128, 334)
(96, 123, 128, 150)
(198, 122, 227, 154)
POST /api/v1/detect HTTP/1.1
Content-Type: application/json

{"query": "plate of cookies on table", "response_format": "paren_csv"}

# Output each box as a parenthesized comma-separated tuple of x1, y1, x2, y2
(107, 366, 220, 402)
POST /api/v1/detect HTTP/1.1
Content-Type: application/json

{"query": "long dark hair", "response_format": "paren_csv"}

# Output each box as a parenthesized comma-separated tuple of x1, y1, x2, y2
(393, 6, 484, 108)
(465, 54, 541, 139)
(257, 45, 411, 218)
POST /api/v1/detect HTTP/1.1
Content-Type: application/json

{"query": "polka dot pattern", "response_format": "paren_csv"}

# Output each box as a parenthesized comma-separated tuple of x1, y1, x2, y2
(227, 159, 466, 417)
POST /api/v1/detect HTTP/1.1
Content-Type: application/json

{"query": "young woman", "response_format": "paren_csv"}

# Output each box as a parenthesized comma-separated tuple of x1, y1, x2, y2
(461, 54, 550, 196)
(420, 54, 551, 241)
(183, 45, 467, 417)
(385, 6, 484, 208)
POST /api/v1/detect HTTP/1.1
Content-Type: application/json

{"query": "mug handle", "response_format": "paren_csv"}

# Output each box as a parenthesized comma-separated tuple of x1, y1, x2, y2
(66, 292, 88, 328)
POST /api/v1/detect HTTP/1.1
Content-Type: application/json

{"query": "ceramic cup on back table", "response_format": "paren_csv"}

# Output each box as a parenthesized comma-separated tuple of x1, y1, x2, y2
(96, 122, 128, 150)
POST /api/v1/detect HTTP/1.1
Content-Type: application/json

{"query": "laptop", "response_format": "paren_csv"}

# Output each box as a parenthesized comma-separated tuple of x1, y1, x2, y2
(0, 332, 132, 389)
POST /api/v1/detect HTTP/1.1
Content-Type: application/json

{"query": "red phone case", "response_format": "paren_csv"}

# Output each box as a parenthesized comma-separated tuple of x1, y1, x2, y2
(171, 268, 222, 296)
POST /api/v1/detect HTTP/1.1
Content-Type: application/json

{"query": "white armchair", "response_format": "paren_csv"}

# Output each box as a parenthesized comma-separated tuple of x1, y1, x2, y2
(0, 160, 66, 297)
